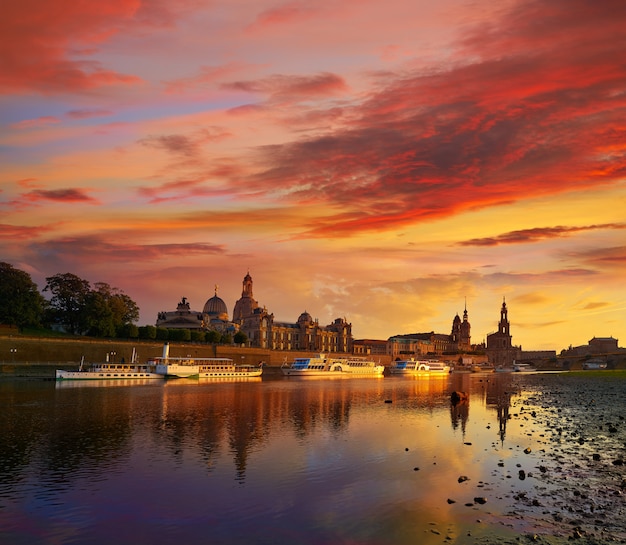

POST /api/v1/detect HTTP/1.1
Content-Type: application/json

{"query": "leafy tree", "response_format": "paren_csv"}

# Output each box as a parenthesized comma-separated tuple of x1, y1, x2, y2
(118, 323, 139, 339)
(190, 330, 206, 342)
(138, 325, 157, 339)
(233, 331, 248, 345)
(168, 328, 191, 342)
(86, 287, 116, 337)
(86, 282, 140, 337)
(44, 273, 91, 334)
(0, 262, 46, 329)
(205, 330, 221, 343)
(220, 332, 232, 344)
(156, 327, 169, 340)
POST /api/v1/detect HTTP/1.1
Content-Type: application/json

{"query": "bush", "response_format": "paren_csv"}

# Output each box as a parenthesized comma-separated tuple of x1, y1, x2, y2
(138, 325, 157, 339)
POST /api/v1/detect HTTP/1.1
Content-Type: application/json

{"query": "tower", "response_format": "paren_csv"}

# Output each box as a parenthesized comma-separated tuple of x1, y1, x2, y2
(499, 297, 510, 337)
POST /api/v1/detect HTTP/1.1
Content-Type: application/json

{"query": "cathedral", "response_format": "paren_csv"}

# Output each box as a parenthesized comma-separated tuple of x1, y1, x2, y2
(232, 272, 352, 352)
(156, 272, 352, 352)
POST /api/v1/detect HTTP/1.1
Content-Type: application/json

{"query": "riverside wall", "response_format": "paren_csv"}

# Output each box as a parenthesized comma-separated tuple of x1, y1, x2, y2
(0, 335, 392, 378)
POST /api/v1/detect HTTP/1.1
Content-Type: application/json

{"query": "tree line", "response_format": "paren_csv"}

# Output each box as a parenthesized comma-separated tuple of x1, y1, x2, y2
(0, 262, 246, 344)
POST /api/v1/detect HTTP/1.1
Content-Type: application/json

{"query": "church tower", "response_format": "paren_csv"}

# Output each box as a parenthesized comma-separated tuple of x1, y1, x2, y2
(459, 302, 471, 351)
(498, 298, 510, 337)
(233, 271, 259, 322)
(486, 297, 518, 366)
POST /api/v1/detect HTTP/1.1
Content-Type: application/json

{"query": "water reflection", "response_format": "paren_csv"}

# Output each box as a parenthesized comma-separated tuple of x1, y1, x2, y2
(1, 374, 533, 545)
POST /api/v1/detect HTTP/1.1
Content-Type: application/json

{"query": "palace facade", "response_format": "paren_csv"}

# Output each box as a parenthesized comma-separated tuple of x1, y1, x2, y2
(157, 272, 352, 352)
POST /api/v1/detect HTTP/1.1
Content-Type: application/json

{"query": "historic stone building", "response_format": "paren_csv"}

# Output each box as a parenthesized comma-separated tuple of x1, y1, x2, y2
(156, 288, 239, 335)
(386, 305, 473, 358)
(156, 297, 204, 330)
(486, 298, 521, 367)
(232, 272, 352, 352)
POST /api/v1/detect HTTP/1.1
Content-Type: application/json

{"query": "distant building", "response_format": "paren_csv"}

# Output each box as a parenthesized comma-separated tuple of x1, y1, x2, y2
(233, 272, 352, 352)
(387, 304, 473, 358)
(561, 336, 622, 357)
(156, 288, 239, 335)
(353, 339, 388, 356)
(485, 298, 521, 367)
(156, 297, 204, 330)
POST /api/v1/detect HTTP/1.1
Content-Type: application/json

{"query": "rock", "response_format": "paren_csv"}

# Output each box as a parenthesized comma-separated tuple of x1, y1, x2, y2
(458, 475, 470, 483)
(473, 497, 487, 504)
(519, 469, 526, 480)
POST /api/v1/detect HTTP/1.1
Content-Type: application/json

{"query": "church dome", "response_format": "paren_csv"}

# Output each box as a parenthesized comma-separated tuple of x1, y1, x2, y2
(297, 311, 313, 324)
(204, 292, 228, 318)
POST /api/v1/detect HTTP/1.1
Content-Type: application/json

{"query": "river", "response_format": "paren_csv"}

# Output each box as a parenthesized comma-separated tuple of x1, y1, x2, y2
(1, 371, 625, 544)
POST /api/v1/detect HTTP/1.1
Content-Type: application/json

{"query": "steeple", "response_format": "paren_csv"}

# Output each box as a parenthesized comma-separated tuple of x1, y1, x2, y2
(499, 297, 509, 335)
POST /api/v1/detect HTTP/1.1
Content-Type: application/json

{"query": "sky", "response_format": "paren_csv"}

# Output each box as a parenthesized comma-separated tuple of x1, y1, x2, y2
(1, 0, 625, 352)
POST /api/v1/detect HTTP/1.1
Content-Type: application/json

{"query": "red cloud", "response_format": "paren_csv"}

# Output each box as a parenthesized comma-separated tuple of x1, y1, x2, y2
(231, 1, 626, 237)
(1, 1, 149, 93)
(0, 223, 46, 240)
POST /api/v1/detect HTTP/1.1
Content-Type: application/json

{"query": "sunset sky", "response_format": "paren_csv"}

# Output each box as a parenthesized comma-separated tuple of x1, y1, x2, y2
(2, 0, 625, 351)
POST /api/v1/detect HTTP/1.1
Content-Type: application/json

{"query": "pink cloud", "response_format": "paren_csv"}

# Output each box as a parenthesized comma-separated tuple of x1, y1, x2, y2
(11, 116, 61, 129)
(247, 3, 319, 31)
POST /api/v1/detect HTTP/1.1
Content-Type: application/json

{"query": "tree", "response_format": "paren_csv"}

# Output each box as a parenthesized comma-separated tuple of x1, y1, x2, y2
(233, 331, 248, 345)
(205, 330, 221, 343)
(86, 282, 139, 337)
(138, 325, 157, 339)
(43, 272, 91, 334)
(0, 262, 46, 329)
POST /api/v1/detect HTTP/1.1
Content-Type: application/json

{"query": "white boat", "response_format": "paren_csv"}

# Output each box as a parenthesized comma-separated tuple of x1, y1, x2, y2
(582, 360, 607, 370)
(513, 363, 537, 373)
(151, 343, 263, 378)
(281, 354, 384, 377)
(389, 358, 451, 375)
(56, 349, 162, 380)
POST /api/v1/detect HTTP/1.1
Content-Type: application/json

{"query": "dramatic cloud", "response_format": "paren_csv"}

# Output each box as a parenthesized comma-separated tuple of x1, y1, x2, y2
(30, 236, 228, 262)
(457, 224, 626, 247)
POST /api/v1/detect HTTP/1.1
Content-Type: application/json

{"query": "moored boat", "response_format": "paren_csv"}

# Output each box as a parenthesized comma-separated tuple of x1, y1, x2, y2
(281, 354, 384, 377)
(582, 359, 607, 370)
(150, 343, 263, 378)
(56, 349, 162, 380)
(389, 358, 451, 376)
(513, 363, 537, 373)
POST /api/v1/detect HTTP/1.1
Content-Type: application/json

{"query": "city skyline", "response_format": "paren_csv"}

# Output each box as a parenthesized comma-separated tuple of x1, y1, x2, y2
(1, 0, 625, 351)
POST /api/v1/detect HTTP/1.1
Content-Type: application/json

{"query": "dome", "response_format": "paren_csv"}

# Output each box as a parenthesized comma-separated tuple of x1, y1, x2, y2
(204, 294, 228, 317)
(297, 311, 313, 324)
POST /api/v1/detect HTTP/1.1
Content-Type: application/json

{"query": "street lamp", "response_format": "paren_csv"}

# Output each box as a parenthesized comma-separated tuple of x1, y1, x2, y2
(110, 351, 116, 363)
(10, 348, 16, 363)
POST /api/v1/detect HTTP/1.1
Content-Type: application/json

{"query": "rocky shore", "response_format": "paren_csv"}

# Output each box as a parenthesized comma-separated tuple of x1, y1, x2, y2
(463, 371, 626, 544)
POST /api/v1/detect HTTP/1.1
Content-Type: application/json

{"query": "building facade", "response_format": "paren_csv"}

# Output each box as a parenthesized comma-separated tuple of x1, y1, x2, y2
(486, 298, 521, 367)
(232, 273, 352, 352)
(386, 305, 473, 359)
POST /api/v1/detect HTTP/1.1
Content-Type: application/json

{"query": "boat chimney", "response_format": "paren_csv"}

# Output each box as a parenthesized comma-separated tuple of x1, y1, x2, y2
(162, 342, 170, 359)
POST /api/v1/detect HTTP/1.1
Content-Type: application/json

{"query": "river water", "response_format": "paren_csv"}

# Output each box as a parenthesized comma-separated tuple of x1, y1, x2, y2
(1, 372, 625, 545)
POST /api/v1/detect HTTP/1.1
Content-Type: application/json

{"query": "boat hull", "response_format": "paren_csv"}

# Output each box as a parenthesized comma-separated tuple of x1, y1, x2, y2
(56, 368, 162, 380)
